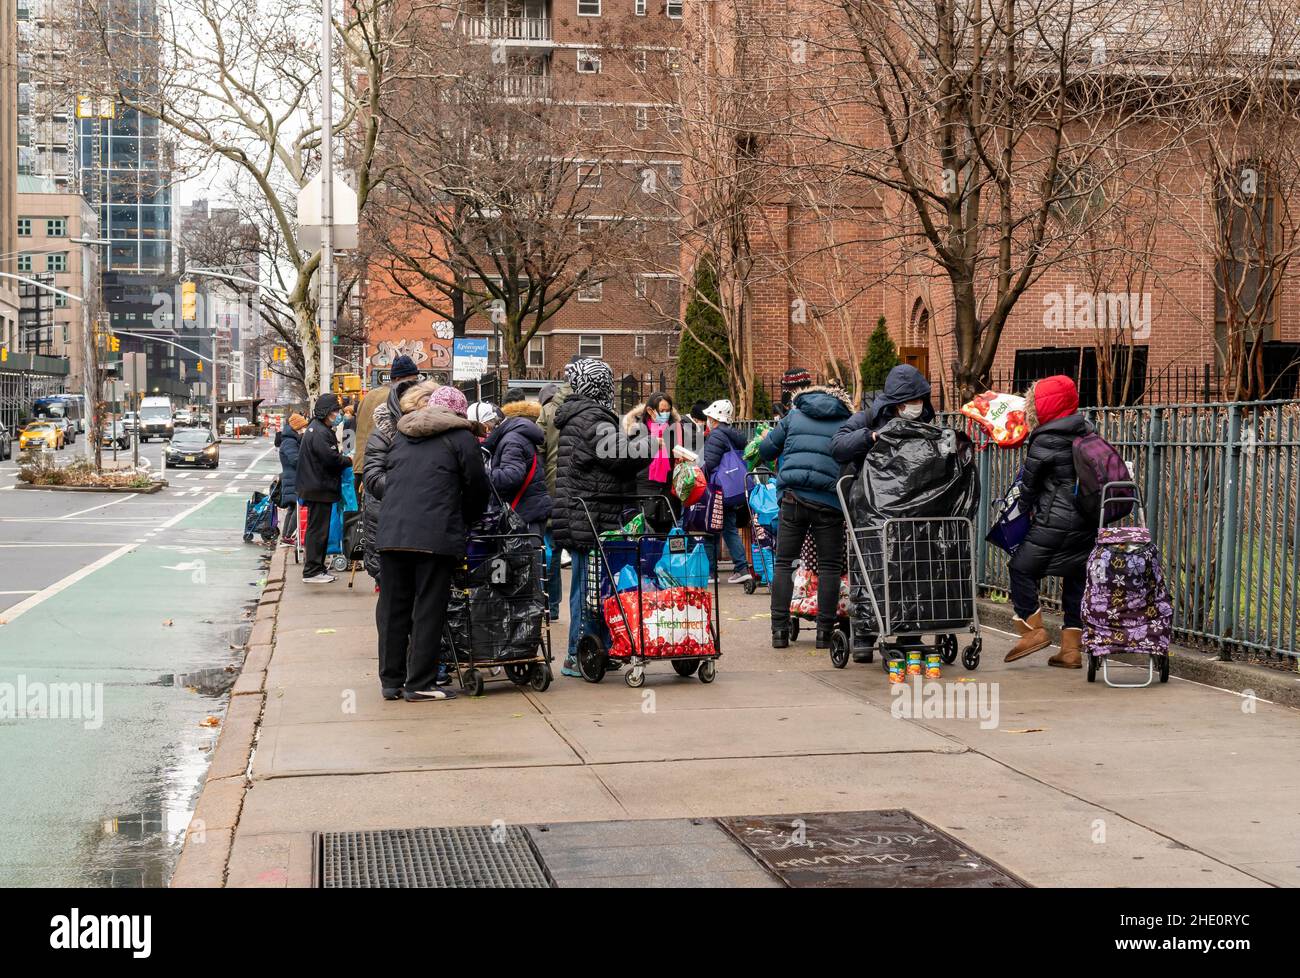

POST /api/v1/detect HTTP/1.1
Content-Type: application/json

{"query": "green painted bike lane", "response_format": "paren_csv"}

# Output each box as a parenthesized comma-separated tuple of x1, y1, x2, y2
(0, 487, 274, 886)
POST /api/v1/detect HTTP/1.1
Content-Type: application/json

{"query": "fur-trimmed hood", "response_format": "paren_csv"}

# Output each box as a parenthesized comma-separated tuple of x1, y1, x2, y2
(397, 404, 475, 439)
(502, 400, 542, 421)
(793, 384, 854, 419)
(622, 402, 681, 435)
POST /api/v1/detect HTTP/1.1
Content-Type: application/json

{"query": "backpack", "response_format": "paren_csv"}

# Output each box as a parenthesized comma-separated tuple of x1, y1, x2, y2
(712, 445, 748, 505)
(1071, 432, 1134, 524)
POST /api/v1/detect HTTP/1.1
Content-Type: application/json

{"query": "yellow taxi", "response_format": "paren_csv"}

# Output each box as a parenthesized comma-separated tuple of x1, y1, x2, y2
(19, 421, 65, 450)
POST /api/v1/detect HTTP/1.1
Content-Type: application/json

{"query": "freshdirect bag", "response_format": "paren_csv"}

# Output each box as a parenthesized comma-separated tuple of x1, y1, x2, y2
(603, 587, 716, 657)
(960, 391, 1029, 448)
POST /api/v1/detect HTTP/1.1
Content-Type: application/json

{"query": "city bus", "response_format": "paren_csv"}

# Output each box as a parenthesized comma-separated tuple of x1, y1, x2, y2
(32, 394, 87, 433)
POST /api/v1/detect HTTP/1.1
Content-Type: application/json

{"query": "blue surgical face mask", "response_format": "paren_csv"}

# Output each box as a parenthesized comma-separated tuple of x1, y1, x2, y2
(656, 411, 670, 424)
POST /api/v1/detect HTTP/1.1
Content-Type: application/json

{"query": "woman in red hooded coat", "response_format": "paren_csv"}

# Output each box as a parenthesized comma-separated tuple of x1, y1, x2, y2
(1004, 375, 1096, 669)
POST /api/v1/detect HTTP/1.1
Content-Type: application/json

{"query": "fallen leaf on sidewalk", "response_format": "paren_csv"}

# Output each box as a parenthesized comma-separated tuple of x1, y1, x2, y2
(198, 716, 220, 728)
(315, 628, 336, 634)
(1004, 728, 1045, 734)
(511, 713, 524, 718)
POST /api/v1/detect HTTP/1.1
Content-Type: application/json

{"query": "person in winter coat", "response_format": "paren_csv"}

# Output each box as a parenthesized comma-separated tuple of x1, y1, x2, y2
(372, 384, 489, 701)
(484, 398, 552, 536)
(296, 393, 351, 583)
(700, 399, 752, 584)
(537, 382, 569, 619)
(355, 355, 417, 478)
(361, 370, 428, 586)
(622, 392, 682, 531)
(758, 384, 853, 649)
(831, 364, 935, 471)
(276, 413, 307, 545)
(551, 358, 645, 676)
(1004, 375, 1094, 669)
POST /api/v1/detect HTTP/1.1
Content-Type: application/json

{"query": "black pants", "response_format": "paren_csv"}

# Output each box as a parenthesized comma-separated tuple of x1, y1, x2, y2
(377, 551, 455, 692)
(771, 494, 844, 630)
(1010, 565, 1086, 629)
(303, 501, 332, 577)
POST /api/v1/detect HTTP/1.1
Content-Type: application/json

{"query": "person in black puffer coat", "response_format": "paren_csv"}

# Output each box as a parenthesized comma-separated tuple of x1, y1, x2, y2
(551, 358, 644, 676)
(296, 393, 350, 581)
(831, 364, 935, 472)
(372, 386, 488, 701)
(1004, 374, 1095, 669)
(484, 398, 552, 534)
(361, 372, 424, 584)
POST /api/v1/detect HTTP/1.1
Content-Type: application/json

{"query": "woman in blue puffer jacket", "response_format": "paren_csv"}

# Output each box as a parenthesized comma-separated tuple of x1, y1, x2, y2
(758, 384, 853, 650)
(483, 399, 552, 536)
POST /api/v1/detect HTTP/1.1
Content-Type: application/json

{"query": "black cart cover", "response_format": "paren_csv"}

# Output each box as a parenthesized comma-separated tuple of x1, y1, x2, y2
(850, 421, 979, 633)
(444, 533, 545, 663)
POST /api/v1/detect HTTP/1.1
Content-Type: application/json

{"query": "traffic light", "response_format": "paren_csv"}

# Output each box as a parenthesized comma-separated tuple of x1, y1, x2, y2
(109, 335, 120, 353)
(195, 360, 203, 373)
(181, 281, 197, 321)
(1, 345, 7, 362)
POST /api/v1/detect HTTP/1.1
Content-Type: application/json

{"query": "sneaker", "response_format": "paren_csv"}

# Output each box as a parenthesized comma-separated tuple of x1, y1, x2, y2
(727, 571, 753, 584)
(404, 688, 456, 702)
(561, 654, 581, 678)
(303, 573, 336, 584)
(279, 537, 296, 548)
(435, 665, 453, 686)
(381, 687, 403, 701)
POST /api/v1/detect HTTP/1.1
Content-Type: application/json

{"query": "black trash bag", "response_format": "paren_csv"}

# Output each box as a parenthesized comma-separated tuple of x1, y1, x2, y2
(444, 534, 545, 664)
(850, 421, 979, 634)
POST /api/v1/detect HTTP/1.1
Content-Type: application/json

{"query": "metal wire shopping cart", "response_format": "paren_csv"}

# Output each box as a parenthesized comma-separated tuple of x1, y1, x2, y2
(836, 475, 982, 671)
(575, 496, 722, 688)
(442, 530, 553, 697)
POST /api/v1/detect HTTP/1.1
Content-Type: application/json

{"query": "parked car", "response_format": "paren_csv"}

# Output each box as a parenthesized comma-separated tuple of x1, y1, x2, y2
(223, 415, 251, 437)
(101, 421, 132, 451)
(20, 421, 65, 451)
(121, 411, 138, 433)
(166, 428, 220, 468)
(173, 410, 196, 428)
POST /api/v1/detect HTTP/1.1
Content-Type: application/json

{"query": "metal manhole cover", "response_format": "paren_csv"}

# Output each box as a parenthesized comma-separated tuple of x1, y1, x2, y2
(717, 810, 1026, 888)
(317, 826, 551, 888)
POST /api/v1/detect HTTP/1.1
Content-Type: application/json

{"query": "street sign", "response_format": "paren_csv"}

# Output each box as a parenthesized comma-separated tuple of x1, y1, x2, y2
(452, 338, 489, 381)
(296, 172, 359, 251)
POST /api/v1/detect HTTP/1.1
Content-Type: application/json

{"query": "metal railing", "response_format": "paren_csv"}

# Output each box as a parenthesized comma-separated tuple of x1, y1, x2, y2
(940, 401, 1300, 659)
(457, 15, 552, 42)
(737, 400, 1299, 658)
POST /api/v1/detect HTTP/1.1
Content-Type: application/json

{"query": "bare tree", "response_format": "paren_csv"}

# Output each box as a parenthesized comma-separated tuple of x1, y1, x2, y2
(367, 9, 648, 376)
(79, 0, 396, 394)
(740, 0, 1201, 400)
(1169, 0, 1300, 400)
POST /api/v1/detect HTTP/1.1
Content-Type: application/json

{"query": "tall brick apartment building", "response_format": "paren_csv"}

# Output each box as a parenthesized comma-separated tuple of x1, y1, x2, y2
(363, 0, 686, 390)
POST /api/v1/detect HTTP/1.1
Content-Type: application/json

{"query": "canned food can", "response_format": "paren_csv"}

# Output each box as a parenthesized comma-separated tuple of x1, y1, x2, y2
(925, 653, 942, 679)
(906, 650, 923, 676)
(887, 658, 904, 684)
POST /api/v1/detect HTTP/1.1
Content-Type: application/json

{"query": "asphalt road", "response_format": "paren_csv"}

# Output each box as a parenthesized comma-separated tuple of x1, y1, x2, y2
(0, 432, 283, 886)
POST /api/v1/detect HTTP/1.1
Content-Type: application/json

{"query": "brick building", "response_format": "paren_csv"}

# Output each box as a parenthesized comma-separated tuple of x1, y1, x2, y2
(363, 0, 685, 390)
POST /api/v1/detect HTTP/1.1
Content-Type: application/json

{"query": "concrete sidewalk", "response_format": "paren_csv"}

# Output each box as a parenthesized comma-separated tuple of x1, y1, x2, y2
(173, 547, 1300, 887)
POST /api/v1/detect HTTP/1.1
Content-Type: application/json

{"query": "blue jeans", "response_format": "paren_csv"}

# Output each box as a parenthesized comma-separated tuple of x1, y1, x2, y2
(566, 549, 610, 656)
(708, 505, 749, 577)
(545, 529, 562, 619)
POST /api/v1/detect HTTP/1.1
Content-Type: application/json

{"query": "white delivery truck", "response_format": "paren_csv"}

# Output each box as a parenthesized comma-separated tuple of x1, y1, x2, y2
(138, 396, 174, 442)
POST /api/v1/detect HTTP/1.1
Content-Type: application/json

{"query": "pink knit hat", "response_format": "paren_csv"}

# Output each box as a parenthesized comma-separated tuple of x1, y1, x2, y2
(428, 385, 468, 417)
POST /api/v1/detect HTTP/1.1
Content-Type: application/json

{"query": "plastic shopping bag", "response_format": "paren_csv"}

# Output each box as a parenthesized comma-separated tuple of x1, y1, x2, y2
(960, 391, 1029, 448)
(616, 564, 642, 593)
(654, 529, 711, 589)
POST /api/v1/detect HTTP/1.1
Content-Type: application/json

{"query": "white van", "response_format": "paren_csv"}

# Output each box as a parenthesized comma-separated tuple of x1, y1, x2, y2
(138, 396, 174, 442)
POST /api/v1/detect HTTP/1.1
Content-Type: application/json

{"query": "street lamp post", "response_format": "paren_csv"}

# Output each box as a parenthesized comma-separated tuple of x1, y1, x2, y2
(319, 0, 335, 398)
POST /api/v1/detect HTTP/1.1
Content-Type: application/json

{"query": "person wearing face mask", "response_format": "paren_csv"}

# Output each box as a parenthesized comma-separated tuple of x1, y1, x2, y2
(296, 393, 353, 583)
(831, 364, 936, 474)
(623, 392, 682, 531)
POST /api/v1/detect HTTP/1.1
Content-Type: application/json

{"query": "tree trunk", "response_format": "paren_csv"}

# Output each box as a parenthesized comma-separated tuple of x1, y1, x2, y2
(295, 301, 320, 397)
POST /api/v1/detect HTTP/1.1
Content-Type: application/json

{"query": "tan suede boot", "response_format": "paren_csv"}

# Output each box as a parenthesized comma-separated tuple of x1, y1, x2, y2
(1004, 609, 1050, 662)
(1049, 627, 1084, 668)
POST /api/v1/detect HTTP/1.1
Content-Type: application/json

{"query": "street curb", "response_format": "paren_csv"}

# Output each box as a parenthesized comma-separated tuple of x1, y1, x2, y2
(170, 546, 288, 887)
(13, 481, 167, 493)
(978, 598, 1300, 708)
